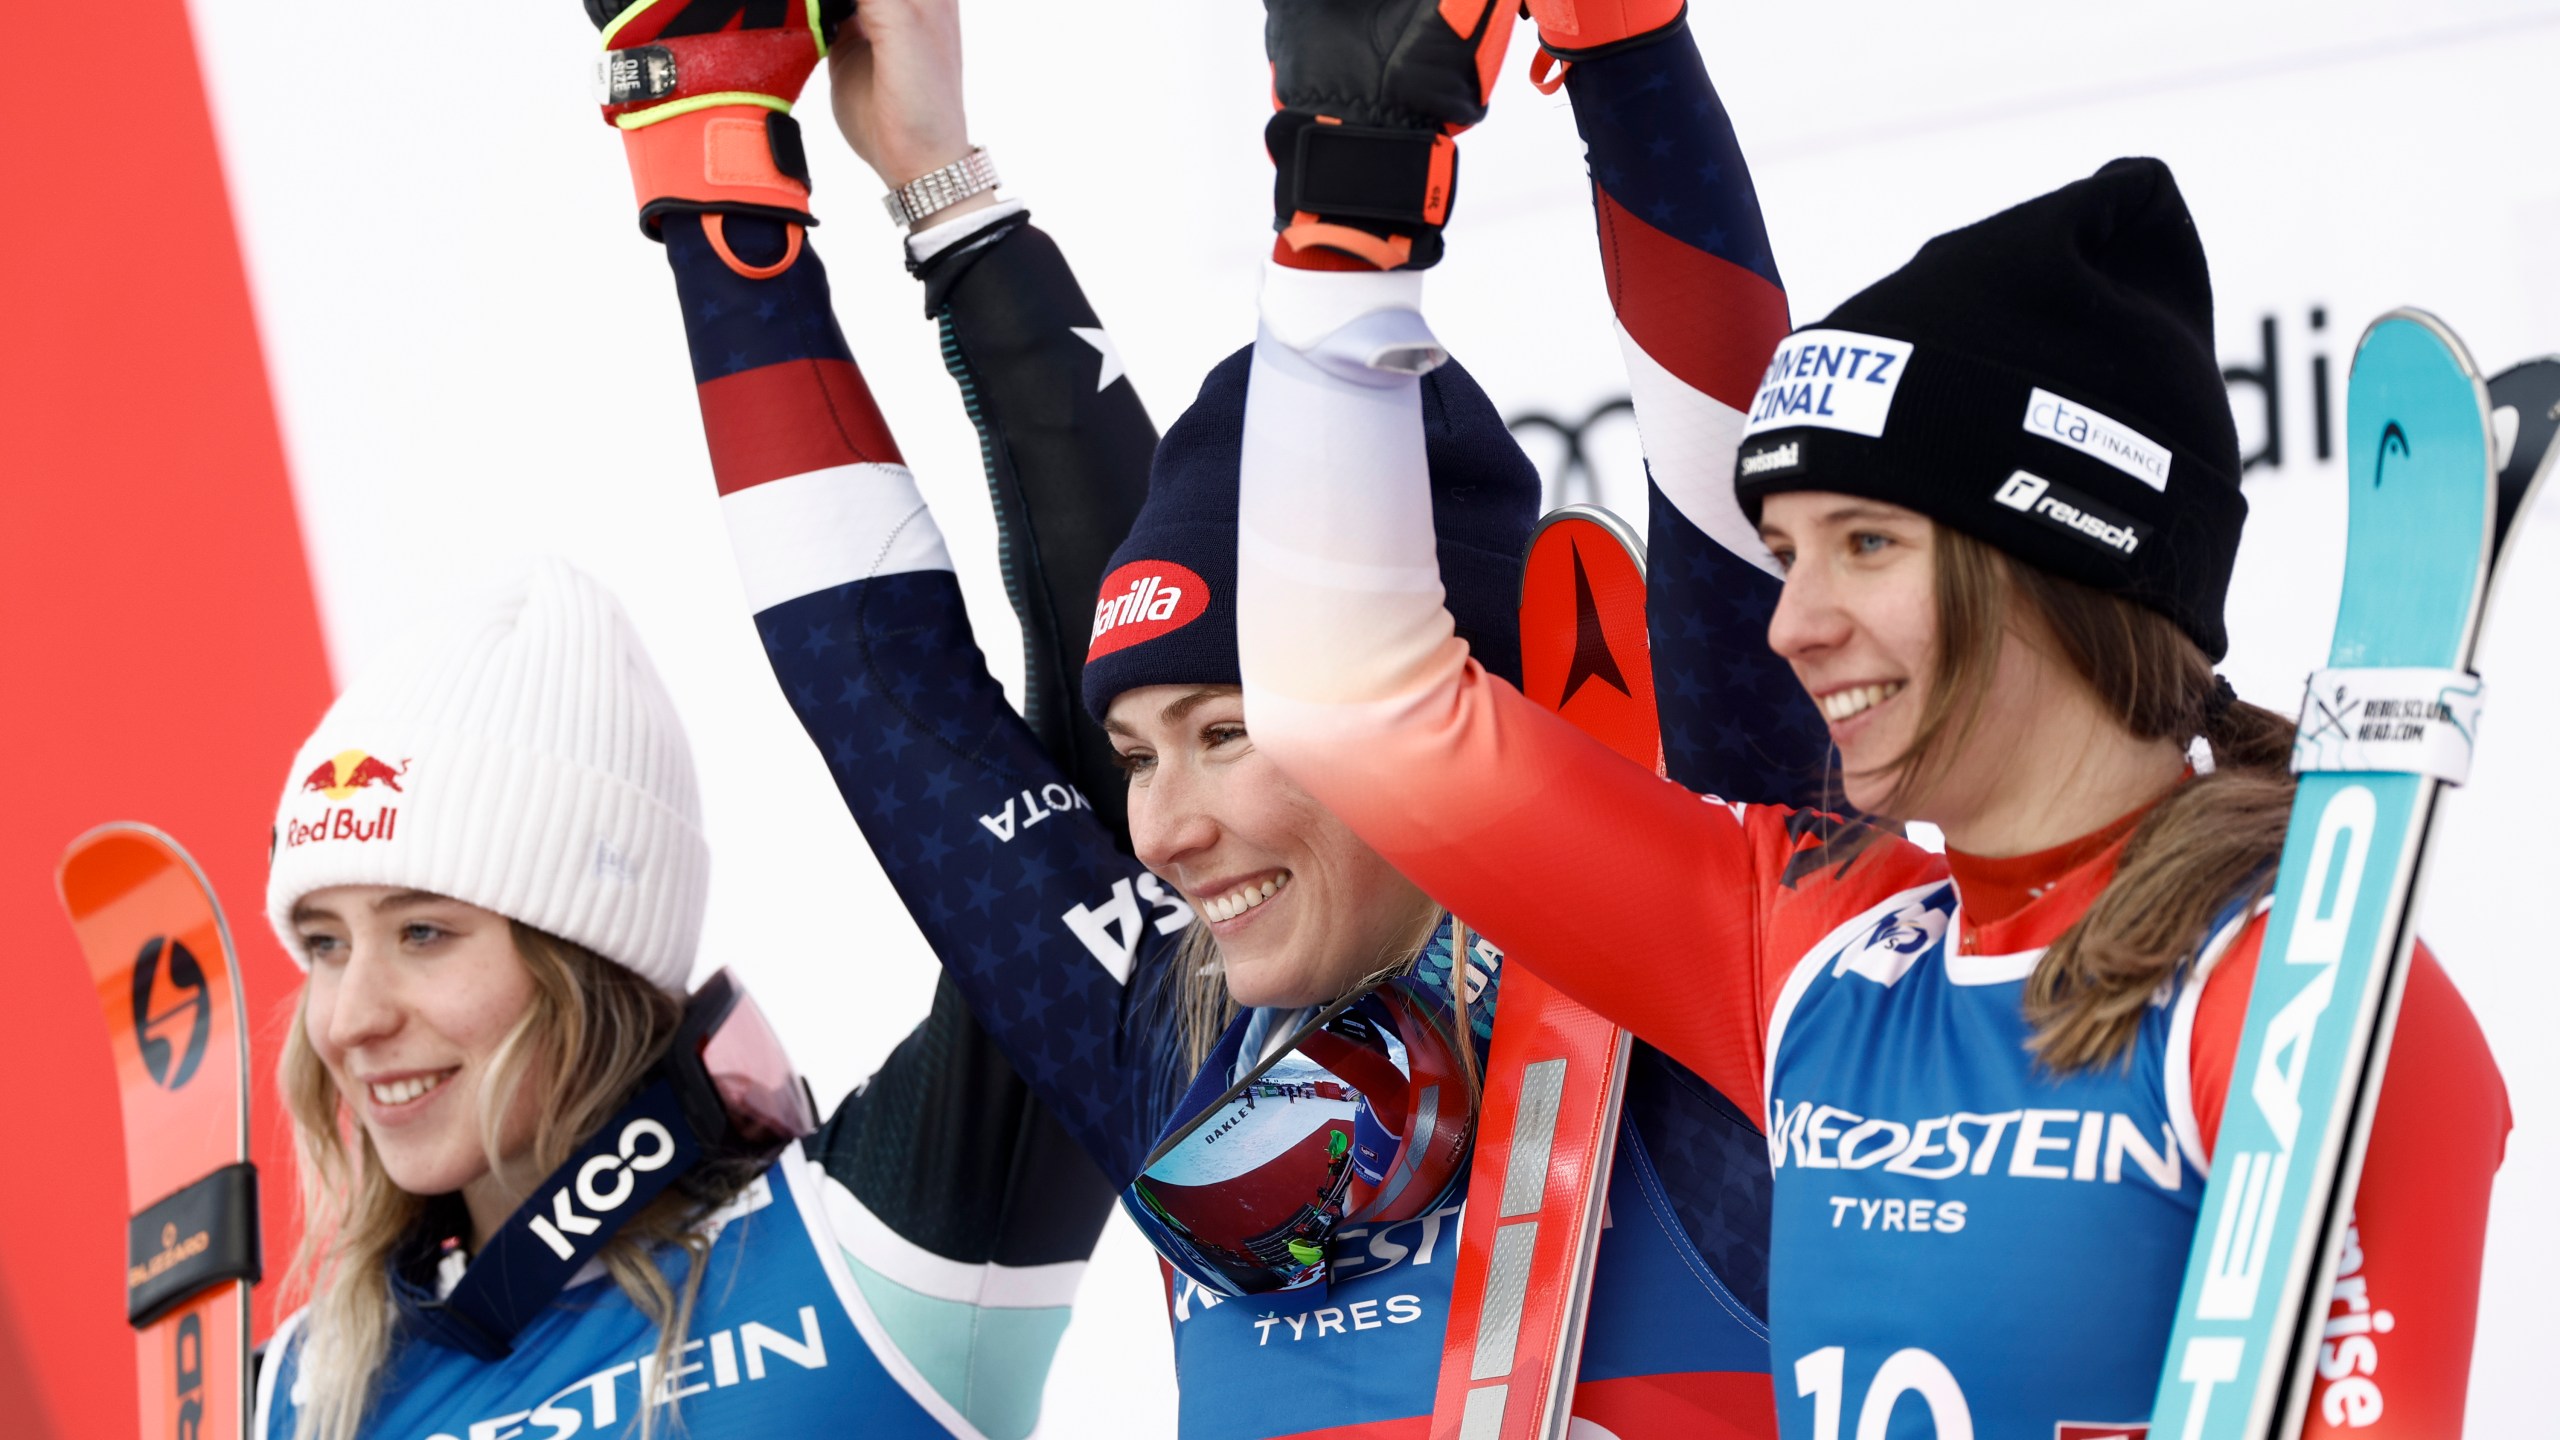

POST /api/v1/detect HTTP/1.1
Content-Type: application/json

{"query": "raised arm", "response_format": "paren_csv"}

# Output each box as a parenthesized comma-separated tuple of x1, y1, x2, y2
(1234, 3, 1837, 1116)
(1531, 6, 1830, 800)
(596, 0, 1185, 1190)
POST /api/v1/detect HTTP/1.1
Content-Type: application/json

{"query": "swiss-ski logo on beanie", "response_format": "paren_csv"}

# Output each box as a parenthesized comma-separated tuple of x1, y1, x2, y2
(1744, 329, 1914, 440)
(1089, 560, 1209, 661)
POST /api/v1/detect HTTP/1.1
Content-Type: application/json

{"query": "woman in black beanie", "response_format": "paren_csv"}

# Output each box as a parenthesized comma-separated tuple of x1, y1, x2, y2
(1237, 151, 2507, 1435)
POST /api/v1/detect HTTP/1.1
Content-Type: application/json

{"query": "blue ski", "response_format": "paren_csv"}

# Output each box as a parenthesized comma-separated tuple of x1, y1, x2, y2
(2151, 314, 2553, 1438)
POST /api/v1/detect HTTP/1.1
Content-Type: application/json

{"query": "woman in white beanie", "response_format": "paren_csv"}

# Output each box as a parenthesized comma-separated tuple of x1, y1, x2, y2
(253, 558, 1112, 1440)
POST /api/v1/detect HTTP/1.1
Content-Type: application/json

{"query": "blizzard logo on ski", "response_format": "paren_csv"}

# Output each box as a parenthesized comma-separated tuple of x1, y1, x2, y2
(281, 806, 400, 850)
(978, 782, 1092, 842)
(1741, 329, 1912, 440)
(1088, 560, 1209, 660)
(130, 1219, 211, 1293)
(1738, 440, 1802, 478)
(527, 1117, 680, 1261)
(172, 1311, 204, 1440)
(2167, 785, 2375, 1419)
(1766, 1098, 2186, 1191)
(130, 936, 211, 1089)
(1063, 873, 1193, 981)
(300, 748, 408, 799)
(1993, 471, 2145, 556)
(2024, 387, 2173, 490)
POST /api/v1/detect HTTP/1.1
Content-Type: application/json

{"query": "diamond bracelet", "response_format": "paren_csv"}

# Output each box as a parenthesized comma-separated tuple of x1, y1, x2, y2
(881, 147, 1000, 229)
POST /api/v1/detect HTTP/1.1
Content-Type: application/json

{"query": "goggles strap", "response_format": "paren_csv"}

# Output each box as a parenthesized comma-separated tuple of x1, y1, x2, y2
(407, 1078, 704, 1359)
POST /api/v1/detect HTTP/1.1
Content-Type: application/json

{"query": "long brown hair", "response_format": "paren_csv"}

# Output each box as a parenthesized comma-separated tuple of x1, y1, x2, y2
(1863, 525, 2297, 1071)
(278, 923, 758, 1440)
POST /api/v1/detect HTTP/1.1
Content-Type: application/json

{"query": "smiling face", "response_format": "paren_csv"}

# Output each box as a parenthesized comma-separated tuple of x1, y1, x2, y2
(293, 886, 542, 1232)
(1106, 684, 1439, 1009)
(1760, 491, 2090, 837)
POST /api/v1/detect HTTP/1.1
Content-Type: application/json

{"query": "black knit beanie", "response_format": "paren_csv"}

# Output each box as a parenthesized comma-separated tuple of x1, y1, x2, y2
(1733, 157, 2247, 659)
(1081, 344, 1540, 720)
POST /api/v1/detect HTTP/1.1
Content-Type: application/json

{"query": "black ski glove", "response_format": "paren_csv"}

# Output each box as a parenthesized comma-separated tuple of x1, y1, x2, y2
(1264, 0, 1520, 270)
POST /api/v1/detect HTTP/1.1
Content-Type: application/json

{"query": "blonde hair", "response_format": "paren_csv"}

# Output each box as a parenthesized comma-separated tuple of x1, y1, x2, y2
(278, 923, 757, 1440)
(1169, 907, 1480, 1092)
(1855, 525, 2296, 1071)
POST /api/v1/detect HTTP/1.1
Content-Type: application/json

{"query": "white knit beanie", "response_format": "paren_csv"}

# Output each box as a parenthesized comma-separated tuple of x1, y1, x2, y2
(266, 558, 711, 993)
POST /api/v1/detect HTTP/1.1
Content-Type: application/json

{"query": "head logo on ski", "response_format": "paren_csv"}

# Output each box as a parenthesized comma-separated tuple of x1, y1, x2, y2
(2374, 420, 2409, 487)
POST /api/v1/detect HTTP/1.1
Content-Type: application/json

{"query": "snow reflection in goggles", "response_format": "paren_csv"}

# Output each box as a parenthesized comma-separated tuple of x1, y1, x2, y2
(1123, 963, 1483, 1298)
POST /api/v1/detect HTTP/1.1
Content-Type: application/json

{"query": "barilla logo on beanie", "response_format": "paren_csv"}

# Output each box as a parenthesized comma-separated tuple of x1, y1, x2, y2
(281, 748, 406, 849)
(1743, 329, 1914, 440)
(1089, 560, 1210, 661)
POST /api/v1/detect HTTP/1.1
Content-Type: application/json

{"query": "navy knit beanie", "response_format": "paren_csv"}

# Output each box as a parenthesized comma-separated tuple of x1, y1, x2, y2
(1082, 344, 1540, 720)
(1733, 157, 2247, 659)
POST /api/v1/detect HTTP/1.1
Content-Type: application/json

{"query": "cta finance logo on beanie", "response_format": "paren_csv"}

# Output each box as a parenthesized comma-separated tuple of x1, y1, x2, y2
(1733, 157, 2248, 659)
(267, 558, 711, 993)
(1081, 344, 1540, 720)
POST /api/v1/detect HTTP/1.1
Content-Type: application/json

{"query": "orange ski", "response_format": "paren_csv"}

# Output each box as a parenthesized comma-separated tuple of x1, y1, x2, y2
(1432, 505, 1656, 1440)
(57, 823, 258, 1440)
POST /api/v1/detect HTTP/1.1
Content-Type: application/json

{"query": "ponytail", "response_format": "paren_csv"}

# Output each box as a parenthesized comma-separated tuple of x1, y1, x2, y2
(1874, 528, 2297, 1070)
(2003, 553, 2298, 1070)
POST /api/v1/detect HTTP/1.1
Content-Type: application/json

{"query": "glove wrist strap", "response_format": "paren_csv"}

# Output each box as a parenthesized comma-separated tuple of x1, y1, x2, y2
(621, 106, 815, 238)
(1267, 114, 1456, 270)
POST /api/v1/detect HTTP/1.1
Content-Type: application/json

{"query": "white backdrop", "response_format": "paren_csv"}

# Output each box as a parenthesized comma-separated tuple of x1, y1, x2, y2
(185, 1, 2559, 1430)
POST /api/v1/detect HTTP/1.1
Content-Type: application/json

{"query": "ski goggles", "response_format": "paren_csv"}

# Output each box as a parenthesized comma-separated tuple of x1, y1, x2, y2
(1123, 942, 1487, 1299)
(671, 965, 819, 1151)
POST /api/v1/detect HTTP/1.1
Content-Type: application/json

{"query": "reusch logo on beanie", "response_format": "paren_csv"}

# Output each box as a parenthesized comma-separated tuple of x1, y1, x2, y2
(1732, 157, 2248, 660)
(1089, 560, 1211, 661)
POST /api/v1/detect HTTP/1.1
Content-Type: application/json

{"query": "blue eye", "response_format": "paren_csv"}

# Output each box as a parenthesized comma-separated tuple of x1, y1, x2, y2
(1852, 532, 1894, 555)
(1113, 748, 1156, 778)
(299, 933, 342, 964)
(400, 922, 448, 948)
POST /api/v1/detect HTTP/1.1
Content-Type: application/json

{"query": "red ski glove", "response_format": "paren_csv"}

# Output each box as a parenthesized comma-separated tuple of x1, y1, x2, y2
(1521, 0, 1687, 91)
(1263, 0, 1520, 271)
(588, 0, 853, 240)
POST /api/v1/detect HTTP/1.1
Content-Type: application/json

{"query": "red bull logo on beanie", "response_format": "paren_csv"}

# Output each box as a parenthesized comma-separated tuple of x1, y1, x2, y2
(300, 749, 409, 800)
(285, 748, 407, 850)
(1088, 560, 1210, 661)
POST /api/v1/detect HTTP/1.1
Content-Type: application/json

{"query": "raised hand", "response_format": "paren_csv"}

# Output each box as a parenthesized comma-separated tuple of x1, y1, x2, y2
(1262, 0, 1520, 270)
(587, 0, 852, 236)
(825, 0, 978, 199)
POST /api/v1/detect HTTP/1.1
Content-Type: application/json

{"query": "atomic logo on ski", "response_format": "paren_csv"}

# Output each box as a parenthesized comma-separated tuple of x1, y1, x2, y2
(1559, 542, 1631, 708)
(131, 936, 212, 1090)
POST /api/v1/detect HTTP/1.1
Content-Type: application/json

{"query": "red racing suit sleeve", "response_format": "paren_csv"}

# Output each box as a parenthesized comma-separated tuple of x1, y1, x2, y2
(1233, 277, 1941, 1109)
(2189, 933, 2510, 1435)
